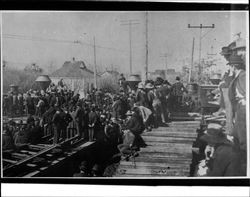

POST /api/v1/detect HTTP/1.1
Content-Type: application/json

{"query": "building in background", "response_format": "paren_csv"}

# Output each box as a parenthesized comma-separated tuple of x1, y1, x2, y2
(100, 70, 120, 80)
(148, 69, 166, 81)
(50, 58, 98, 98)
(165, 69, 181, 84)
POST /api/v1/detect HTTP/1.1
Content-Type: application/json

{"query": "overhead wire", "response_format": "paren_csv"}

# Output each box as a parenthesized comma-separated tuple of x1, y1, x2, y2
(3, 33, 128, 53)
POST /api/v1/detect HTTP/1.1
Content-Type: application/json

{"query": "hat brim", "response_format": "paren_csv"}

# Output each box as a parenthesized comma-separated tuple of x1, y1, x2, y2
(227, 62, 243, 65)
(200, 133, 227, 144)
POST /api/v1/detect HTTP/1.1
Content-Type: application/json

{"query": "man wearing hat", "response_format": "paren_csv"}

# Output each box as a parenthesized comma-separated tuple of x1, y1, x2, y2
(124, 106, 147, 149)
(112, 95, 123, 119)
(220, 46, 232, 61)
(88, 105, 99, 142)
(158, 80, 171, 122)
(75, 102, 84, 139)
(227, 55, 246, 175)
(170, 76, 186, 111)
(200, 123, 242, 176)
(213, 46, 236, 134)
(145, 82, 154, 110)
(136, 82, 149, 108)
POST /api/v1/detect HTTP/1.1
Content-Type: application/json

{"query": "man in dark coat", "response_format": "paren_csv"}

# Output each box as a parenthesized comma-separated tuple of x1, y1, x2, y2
(75, 103, 84, 139)
(125, 107, 146, 149)
(159, 80, 171, 122)
(29, 118, 43, 144)
(200, 123, 243, 176)
(227, 55, 246, 175)
(88, 106, 98, 141)
(171, 76, 186, 111)
(136, 83, 149, 108)
(52, 109, 63, 144)
(8, 93, 13, 116)
(60, 109, 73, 141)
(18, 93, 24, 116)
(112, 96, 123, 119)
(2, 125, 16, 151)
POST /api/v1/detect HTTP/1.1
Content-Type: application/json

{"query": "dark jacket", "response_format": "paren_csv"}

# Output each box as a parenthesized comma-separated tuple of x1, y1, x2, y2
(112, 99, 122, 119)
(136, 90, 148, 107)
(171, 81, 186, 96)
(75, 106, 84, 125)
(52, 112, 63, 127)
(88, 111, 98, 127)
(29, 126, 43, 144)
(207, 142, 242, 176)
(125, 113, 145, 135)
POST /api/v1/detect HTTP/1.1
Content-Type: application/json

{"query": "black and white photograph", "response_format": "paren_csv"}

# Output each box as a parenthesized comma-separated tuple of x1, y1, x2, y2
(1, 10, 249, 180)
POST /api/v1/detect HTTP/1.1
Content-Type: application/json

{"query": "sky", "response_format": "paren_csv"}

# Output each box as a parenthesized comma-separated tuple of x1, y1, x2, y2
(2, 11, 248, 74)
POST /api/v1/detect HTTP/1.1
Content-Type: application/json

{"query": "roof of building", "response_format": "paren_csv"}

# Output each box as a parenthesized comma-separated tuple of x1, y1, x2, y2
(100, 70, 119, 76)
(50, 60, 95, 78)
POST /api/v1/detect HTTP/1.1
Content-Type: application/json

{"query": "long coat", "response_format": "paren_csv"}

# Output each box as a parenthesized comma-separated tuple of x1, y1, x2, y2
(228, 70, 246, 151)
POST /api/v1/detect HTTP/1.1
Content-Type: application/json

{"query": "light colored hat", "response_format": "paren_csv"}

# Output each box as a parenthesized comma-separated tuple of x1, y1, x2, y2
(126, 110, 134, 116)
(145, 83, 154, 89)
(138, 82, 145, 89)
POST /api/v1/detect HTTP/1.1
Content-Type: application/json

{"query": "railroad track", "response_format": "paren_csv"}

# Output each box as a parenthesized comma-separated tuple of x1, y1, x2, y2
(114, 120, 200, 177)
(3, 136, 93, 177)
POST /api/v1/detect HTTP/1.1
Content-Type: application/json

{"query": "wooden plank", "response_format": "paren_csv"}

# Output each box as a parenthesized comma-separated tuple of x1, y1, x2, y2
(37, 143, 51, 147)
(12, 153, 29, 158)
(139, 152, 192, 159)
(26, 163, 37, 167)
(3, 159, 18, 164)
(134, 156, 192, 163)
(142, 136, 195, 143)
(20, 150, 38, 155)
(141, 147, 194, 154)
(142, 132, 197, 138)
(29, 144, 47, 150)
(143, 127, 198, 132)
(119, 161, 190, 169)
(145, 142, 193, 148)
(116, 167, 190, 175)
(116, 173, 189, 177)
(23, 170, 40, 177)
(170, 121, 200, 125)
(152, 126, 199, 130)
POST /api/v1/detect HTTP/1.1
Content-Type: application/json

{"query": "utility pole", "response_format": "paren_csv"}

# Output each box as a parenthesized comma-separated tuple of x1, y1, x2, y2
(121, 19, 140, 75)
(189, 37, 195, 83)
(160, 53, 168, 79)
(93, 36, 97, 89)
(145, 11, 149, 81)
(188, 24, 215, 83)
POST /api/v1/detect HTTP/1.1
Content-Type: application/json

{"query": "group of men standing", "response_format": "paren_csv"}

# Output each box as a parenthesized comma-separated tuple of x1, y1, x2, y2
(198, 38, 247, 176)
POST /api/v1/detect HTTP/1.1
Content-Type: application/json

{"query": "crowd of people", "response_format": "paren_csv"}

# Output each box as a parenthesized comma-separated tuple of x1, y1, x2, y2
(2, 38, 247, 177)
(3, 75, 190, 175)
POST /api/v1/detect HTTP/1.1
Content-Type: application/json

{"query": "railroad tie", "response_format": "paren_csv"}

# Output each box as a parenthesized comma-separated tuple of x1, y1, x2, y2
(114, 121, 200, 177)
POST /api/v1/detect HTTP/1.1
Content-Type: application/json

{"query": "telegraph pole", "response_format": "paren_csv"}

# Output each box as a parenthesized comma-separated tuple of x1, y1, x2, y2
(160, 53, 168, 79)
(121, 19, 140, 74)
(93, 36, 97, 89)
(145, 11, 149, 81)
(188, 24, 215, 82)
(189, 37, 195, 83)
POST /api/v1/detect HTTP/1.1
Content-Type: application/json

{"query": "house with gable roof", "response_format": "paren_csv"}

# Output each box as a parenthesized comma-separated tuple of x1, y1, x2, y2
(50, 58, 99, 97)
